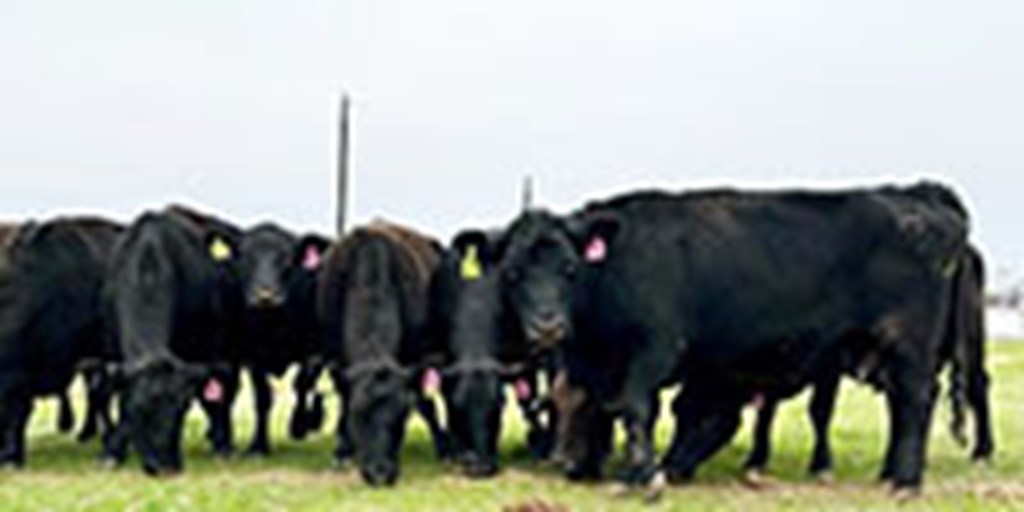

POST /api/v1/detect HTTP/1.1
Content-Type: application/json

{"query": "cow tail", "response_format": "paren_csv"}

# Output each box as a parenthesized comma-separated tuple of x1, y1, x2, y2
(945, 251, 969, 448)
(942, 247, 983, 448)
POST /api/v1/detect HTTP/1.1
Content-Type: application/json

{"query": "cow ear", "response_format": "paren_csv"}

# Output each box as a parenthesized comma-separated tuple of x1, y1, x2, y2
(452, 230, 503, 270)
(569, 213, 622, 263)
(451, 230, 500, 279)
(205, 231, 237, 263)
(295, 234, 331, 271)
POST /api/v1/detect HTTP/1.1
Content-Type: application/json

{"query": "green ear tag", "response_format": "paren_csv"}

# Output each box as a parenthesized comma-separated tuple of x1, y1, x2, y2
(460, 245, 483, 281)
(209, 237, 233, 262)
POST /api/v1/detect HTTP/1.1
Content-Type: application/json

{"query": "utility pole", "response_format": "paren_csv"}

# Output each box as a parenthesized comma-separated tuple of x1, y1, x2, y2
(336, 93, 351, 237)
(522, 175, 534, 211)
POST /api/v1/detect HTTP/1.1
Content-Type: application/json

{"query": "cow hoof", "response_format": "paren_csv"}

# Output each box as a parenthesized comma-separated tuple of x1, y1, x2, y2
(564, 462, 602, 482)
(741, 468, 771, 489)
(609, 482, 631, 498)
(891, 486, 922, 502)
(211, 446, 235, 460)
(644, 471, 667, 503)
(812, 471, 834, 485)
(245, 446, 271, 458)
(665, 467, 694, 485)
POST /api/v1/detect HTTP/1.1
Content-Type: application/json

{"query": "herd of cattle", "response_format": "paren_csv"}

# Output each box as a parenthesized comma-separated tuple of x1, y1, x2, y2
(0, 181, 994, 497)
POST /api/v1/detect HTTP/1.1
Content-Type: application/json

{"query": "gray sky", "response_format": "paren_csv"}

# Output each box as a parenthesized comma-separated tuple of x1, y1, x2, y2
(1, 1, 1022, 283)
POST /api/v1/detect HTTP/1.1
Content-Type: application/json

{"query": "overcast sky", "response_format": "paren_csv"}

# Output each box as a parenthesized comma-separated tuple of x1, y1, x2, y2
(1, 1, 1022, 283)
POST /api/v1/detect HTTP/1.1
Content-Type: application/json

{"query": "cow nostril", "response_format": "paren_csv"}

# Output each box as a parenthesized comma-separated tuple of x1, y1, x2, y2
(537, 310, 560, 324)
(249, 287, 283, 307)
(530, 315, 567, 340)
(362, 462, 398, 487)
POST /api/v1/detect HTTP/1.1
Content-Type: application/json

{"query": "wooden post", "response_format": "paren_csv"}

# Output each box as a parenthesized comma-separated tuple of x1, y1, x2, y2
(522, 175, 534, 211)
(336, 94, 351, 237)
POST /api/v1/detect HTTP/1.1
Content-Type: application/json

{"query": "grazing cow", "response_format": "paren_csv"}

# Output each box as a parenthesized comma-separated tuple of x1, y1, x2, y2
(101, 206, 243, 475)
(236, 223, 331, 455)
(0, 217, 122, 466)
(429, 230, 561, 477)
(318, 221, 449, 486)
(742, 244, 994, 481)
(485, 183, 968, 492)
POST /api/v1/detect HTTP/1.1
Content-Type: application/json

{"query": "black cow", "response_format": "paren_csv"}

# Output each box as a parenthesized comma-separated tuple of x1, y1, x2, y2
(742, 244, 994, 482)
(0, 216, 122, 466)
(318, 221, 449, 486)
(484, 183, 968, 492)
(101, 206, 244, 475)
(236, 223, 331, 455)
(429, 230, 564, 477)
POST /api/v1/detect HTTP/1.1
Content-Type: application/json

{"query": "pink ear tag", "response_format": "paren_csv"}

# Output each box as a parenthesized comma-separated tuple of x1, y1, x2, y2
(302, 246, 322, 270)
(514, 378, 533, 401)
(422, 368, 442, 397)
(584, 236, 607, 263)
(204, 379, 224, 403)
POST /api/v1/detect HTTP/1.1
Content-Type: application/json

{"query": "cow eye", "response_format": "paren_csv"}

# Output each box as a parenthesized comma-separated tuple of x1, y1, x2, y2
(563, 263, 577, 279)
(503, 267, 522, 284)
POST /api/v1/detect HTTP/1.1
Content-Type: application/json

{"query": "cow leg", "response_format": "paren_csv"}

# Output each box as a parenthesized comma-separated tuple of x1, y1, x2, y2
(290, 359, 325, 440)
(664, 386, 744, 483)
(883, 353, 938, 491)
(417, 394, 452, 460)
(78, 367, 105, 443)
(101, 397, 130, 466)
(200, 368, 239, 457)
(620, 398, 659, 486)
(962, 337, 995, 462)
(968, 371, 994, 461)
(563, 402, 613, 482)
(332, 370, 355, 465)
(879, 390, 901, 482)
(56, 391, 75, 434)
(550, 370, 615, 482)
(808, 374, 841, 477)
(0, 395, 33, 467)
(744, 398, 778, 474)
(247, 368, 273, 456)
(516, 372, 553, 460)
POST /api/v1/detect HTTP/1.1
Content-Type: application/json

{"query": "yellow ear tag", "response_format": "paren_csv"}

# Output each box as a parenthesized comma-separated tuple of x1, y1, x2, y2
(460, 245, 483, 281)
(209, 237, 233, 262)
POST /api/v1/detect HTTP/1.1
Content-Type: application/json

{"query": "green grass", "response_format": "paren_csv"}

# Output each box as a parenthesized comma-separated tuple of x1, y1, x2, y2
(2, 342, 1022, 511)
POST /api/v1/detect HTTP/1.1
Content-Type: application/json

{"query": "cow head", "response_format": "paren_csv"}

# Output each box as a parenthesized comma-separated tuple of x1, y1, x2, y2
(345, 362, 414, 486)
(481, 210, 621, 352)
(239, 225, 329, 309)
(441, 360, 512, 478)
(114, 358, 211, 476)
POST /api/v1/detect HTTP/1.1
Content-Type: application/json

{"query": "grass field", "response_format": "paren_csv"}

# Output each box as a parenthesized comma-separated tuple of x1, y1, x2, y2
(1, 342, 1021, 511)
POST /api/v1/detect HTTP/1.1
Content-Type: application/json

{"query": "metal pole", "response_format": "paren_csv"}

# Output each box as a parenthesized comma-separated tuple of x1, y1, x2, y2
(336, 94, 351, 237)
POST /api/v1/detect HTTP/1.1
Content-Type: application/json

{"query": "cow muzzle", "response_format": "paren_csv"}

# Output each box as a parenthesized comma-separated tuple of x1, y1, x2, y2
(247, 286, 285, 308)
(526, 315, 569, 348)
(361, 460, 399, 487)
